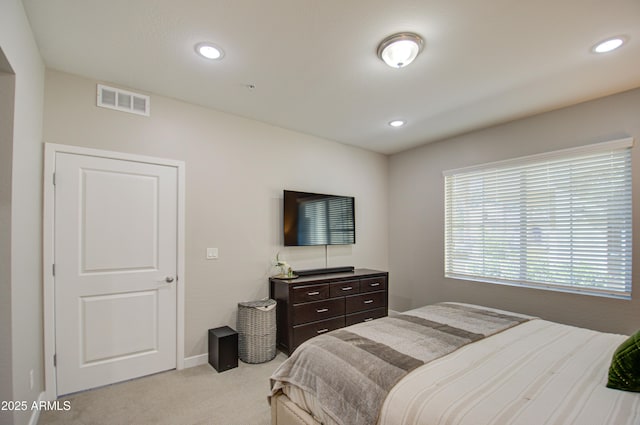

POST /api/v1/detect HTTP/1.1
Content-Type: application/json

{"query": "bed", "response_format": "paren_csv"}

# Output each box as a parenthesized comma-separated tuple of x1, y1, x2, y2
(270, 302, 640, 425)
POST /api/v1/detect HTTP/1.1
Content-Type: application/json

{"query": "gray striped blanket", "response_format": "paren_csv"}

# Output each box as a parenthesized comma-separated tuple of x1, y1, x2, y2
(270, 302, 532, 425)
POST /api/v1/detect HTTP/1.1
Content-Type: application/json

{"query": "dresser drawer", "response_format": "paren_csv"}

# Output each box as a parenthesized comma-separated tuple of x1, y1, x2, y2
(346, 291, 386, 314)
(329, 279, 360, 297)
(293, 298, 345, 325)
(292, 316, 345, 350)
(292, 283, 329, 304)
(345, 307, 387, 326)
(360, 276, 387, 292)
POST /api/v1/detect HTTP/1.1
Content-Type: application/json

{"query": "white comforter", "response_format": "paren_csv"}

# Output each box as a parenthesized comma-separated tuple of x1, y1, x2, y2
(379, 319, 640, 425)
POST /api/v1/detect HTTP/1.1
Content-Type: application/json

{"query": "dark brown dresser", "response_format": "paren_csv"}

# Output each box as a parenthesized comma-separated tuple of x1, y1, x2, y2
(269, 268, 388, 355)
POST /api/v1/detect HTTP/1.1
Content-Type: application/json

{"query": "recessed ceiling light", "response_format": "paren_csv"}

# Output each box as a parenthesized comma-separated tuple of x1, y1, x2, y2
(389, 120, 406, 127)
(377, 33, 424, 68)
(592, 37, 626, 54)
(195, 42, 224, 60)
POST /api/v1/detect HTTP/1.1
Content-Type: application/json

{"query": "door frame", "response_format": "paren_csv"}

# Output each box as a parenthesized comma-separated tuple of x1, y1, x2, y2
(43, 143, 186, 400)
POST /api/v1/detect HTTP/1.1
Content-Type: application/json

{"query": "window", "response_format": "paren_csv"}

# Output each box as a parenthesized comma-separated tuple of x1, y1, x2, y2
(444, 138, 633, 299)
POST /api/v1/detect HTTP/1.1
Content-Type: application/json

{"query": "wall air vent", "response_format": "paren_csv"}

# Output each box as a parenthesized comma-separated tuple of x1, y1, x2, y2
(97, 84, 150, 116)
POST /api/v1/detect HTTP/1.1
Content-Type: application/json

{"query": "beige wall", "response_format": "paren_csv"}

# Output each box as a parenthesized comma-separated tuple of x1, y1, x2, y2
(389, 87, 640, 335)
(42, 69, 389, 358)
(0, 1, 46, 424)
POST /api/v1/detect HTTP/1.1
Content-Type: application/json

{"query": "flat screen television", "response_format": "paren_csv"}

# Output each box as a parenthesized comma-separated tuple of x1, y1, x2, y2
(283, 190, 355, 246)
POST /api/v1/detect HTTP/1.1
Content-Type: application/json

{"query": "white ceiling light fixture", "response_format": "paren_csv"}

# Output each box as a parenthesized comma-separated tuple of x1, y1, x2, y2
(377, 32, 424, 68)
(592, 36, 626, 54)
(389, 119, 406, 127)
(195, 42, 224, 60)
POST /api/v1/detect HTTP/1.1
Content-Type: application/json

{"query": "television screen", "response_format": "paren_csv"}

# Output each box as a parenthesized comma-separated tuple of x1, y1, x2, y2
(283, 190, 355, 246)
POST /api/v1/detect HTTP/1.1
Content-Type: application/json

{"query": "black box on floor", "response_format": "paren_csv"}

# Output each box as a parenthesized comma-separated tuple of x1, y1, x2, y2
(208, 326, 238, 372)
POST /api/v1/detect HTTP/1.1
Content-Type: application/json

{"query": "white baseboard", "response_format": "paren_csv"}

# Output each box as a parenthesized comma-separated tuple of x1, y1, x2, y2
(183, 353, 208, 369)
(28, 392, 46, 425)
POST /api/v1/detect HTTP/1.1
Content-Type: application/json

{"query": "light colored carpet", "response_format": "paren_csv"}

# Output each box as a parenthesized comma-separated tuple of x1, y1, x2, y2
(38, 353, 286, 425)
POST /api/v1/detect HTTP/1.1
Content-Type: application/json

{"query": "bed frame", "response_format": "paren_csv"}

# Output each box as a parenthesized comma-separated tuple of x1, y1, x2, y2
(271, 392, 321, 425)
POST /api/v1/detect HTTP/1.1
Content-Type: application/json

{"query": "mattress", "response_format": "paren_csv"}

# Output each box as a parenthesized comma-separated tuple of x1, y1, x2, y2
(271, 305, 640, 425)
(379, 319, 640, 425)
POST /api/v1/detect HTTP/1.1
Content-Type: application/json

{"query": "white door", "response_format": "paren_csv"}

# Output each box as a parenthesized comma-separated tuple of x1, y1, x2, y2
(54, 152, 178, 395)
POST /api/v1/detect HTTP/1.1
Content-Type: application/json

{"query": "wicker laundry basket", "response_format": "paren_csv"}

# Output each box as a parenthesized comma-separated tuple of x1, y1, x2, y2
(236, 299, 277, 363)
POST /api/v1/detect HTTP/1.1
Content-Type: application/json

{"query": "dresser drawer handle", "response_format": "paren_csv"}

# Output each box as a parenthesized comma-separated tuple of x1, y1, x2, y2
(370, 282, 380, 287)
(341, 286, 353, 291)
(316, 308, 329, 313)
(364, 300, 374, 304)
(307, 291, 320, 296)
(317, 328, 329, 334)
(364, 318, 374, 322)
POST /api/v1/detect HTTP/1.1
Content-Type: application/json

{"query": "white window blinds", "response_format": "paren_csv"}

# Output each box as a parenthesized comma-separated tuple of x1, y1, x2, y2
(444, 138, 633, 299)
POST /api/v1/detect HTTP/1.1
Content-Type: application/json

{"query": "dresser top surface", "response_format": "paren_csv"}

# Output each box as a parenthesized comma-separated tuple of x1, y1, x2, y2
(270, 268, 387, 285)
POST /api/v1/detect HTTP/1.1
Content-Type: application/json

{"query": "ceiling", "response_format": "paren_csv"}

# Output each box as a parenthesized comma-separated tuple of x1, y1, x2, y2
(23, 0, 640, 155)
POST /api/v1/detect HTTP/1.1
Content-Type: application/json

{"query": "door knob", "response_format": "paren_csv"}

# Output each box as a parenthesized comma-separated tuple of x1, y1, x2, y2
(165, 276, 175, 283)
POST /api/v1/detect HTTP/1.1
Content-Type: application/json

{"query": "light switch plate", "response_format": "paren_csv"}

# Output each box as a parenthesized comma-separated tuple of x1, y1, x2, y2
(206, 248, 218, 259)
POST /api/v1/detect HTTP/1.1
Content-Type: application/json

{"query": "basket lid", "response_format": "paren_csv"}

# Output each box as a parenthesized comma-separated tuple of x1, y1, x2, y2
(238, 299, 276, 310)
